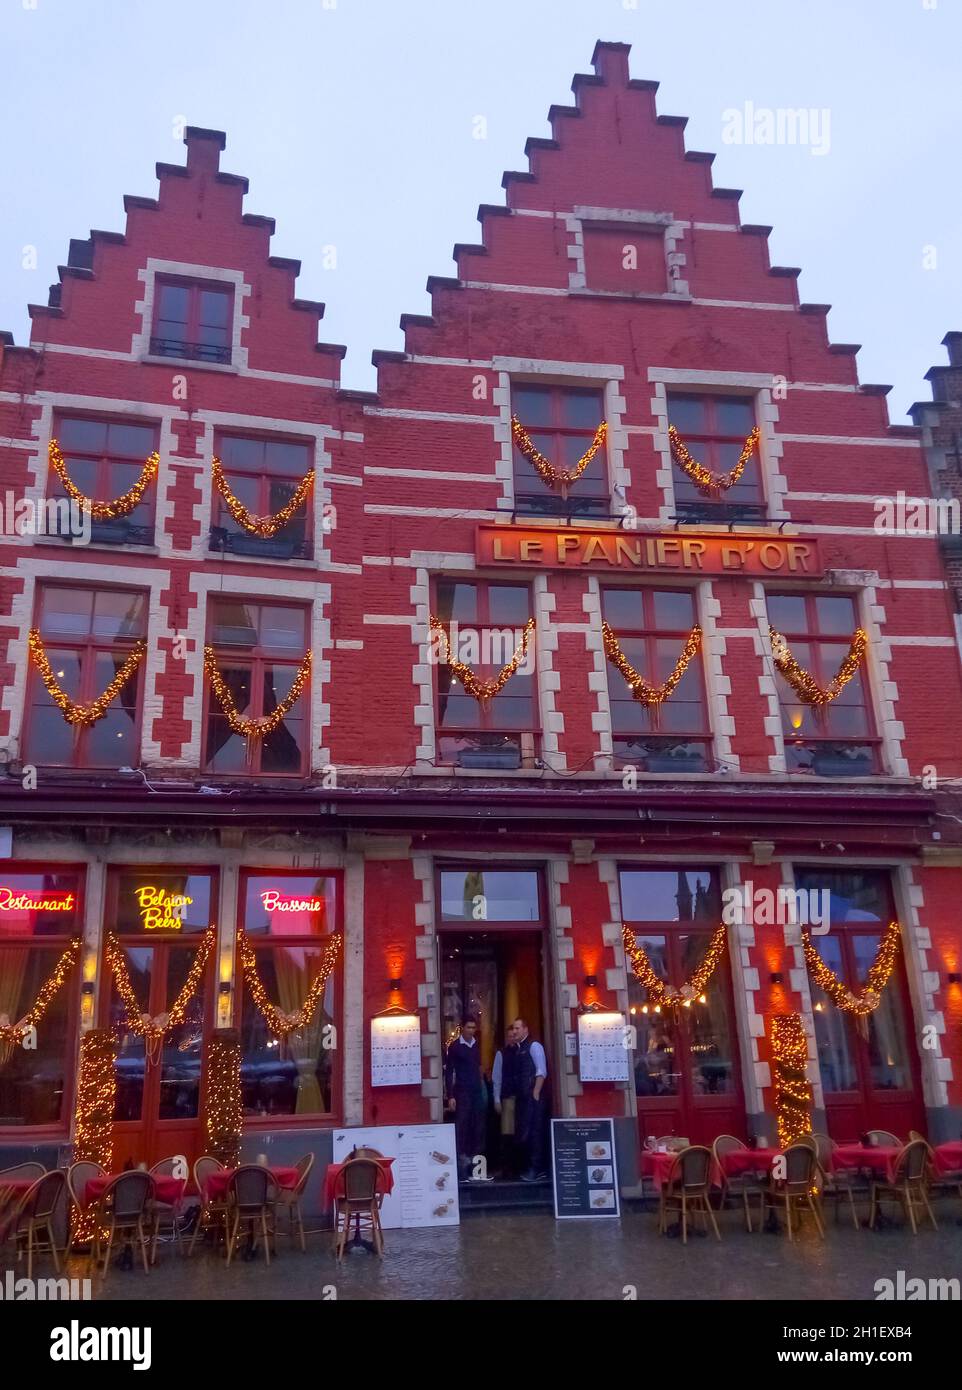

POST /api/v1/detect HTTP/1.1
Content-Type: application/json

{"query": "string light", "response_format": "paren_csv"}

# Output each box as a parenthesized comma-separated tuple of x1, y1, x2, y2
(622, 922, 727, 1009)
(205, 1030, 243, 1167)
(770, 626, 868, 707)
(238, 927, 341, 1036)
(771, 1013, 813, 1147)
(0, 938, 81, 1048)
(48, 438, 159, 520)
(29, 629, 145, 728)
(204, 646, 311, 739)
(511, 416, 607, 493)
(211, 456, 314, 537)
(106, 926, 215, 1058)
(602, 621, 702, 718)
(430, 615, 535, 710)
(803, 920, 900, 1015)
(668, 424, 760, 494)
(71, 1029, 117, 1244)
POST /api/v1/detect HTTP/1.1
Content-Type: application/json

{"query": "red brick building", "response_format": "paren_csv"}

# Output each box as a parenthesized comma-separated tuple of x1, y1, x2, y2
(2, 42, 961, 1202)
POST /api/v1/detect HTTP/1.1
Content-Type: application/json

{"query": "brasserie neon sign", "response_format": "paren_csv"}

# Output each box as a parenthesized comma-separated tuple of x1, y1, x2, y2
(260, 889, 325, 914)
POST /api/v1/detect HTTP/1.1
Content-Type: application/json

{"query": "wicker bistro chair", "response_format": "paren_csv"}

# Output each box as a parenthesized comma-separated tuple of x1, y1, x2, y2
(188, 1155, 227, 1256)
(90, 1171, 153, 1275)
(333, 1158, 385, 1260)
(869, 1140, 938, 1234)
(13, 1170, 68, 1280)
(0, 1162, 47, 1247)
(810, 1133, 860, 1230)
(274, 1153, 315, 1252)
(148, 1158, 186, 1263)
(0, 1161, 46, 1185)
(712, 1135, 766, 1233)
(658, 1146, 721, 1245)
(224, 1165, 278, 1267)
(867, 1130, 902, 1148)
(760, 1142, 825, 1241)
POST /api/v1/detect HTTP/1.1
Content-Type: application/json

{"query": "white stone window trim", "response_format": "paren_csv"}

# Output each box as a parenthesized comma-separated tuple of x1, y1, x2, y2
(565, 206, 688, 297)
(132, 259, 252, 371)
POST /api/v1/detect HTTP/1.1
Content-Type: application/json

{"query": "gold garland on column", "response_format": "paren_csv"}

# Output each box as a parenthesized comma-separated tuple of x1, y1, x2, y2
(802, 919, 900, 1016)
(430, 616, 535, 710)
(668, 424, 760, 495)
(204, 1029, 243, 1167)
(105, 926, 215, 1060)
(48, 439, 160, 520)
(28, 629, 146, 727)
(0, 938, 81, 1051)
(771, 1013, 813, 1148)
(238, 927, 341, 1036)
(622, 922, 727, 1010)
(204, 646, 312, 738)
(511, 417, 607, 495)
(770, 626, 868, 707)
(73, 1029, 117, 1169)
(211, 456, 314, 537)
(602, 622, 702, 724)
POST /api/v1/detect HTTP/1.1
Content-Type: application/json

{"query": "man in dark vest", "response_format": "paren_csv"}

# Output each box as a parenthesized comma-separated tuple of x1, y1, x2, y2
(444, 1017, 486, 1178)
(492, 1022, 521, 1175)
(513, 1016, 549, 1182)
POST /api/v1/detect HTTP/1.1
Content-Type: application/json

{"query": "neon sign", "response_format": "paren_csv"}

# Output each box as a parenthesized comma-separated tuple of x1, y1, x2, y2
(260, 889, 325, 914)
(134, 886, 193, 931)
(0, 887, 76, 913)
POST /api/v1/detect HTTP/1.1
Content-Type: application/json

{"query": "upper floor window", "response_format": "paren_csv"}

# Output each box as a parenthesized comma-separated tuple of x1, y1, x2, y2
(768, 592, 879, 776)
(203, 598, 310, 776)
(151, 277, 233, 364)
(511, 383, 608, 518)
(667, 394, 763, 523)
(601, 587, 710, 773)
(210, 434, 313, 561)
(434, 579, 538, 770)
(24, 585, 146, 769)
(52, 416, 157, 547)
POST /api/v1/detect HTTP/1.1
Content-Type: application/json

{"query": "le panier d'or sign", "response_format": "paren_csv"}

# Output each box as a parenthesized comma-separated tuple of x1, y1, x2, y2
(476, 526, 822, 578)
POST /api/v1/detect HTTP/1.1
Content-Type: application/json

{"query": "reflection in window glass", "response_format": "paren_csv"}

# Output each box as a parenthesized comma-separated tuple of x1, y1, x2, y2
(240, 948, 334, 1116)
(628, 936, 680, 1098)
(0, 952, 71, 1124)
(440, 869, 541, 923)
(619, 869, 721, 923)
(854, 935, 911, 1090)
(810, 935, 858, 1093)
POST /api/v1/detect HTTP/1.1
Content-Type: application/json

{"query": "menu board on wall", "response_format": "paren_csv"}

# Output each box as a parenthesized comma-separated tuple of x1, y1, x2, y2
(331, 1123, 460, 1229)
(577, 1011, 630, 1082)
(550, 1118, 620, 1220)
(370, 1014, 422, 1087)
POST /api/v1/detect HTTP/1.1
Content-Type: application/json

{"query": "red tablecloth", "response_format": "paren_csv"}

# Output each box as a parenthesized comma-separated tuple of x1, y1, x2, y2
(831, 1145, 901, 1180)
(84, 1174, 187, 1208)
(640, 1151, 680, 1190)
(719, 1147, 781, 1180)
(933, 1141, 962, 1177)
(323, 1157, 395, 1206)
(202, 1166, 300, 1202)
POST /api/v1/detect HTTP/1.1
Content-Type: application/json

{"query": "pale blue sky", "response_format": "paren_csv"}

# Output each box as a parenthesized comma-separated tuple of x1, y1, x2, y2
(1, 0, 959, 416)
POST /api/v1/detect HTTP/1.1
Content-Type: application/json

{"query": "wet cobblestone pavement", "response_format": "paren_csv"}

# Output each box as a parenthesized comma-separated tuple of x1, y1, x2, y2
(64, 1205, 962, 1302)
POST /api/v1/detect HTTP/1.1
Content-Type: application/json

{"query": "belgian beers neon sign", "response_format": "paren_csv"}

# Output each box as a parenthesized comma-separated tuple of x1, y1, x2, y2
(134, 886, 193, 931)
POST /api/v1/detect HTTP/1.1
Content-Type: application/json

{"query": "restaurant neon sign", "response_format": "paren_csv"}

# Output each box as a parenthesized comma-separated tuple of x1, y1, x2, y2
(0, 886, 76, 912)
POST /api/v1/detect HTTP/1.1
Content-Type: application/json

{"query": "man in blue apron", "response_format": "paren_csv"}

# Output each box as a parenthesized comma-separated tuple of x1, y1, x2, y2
(513, 1017, 549, 1182)
(444, 1017, 487, 1178)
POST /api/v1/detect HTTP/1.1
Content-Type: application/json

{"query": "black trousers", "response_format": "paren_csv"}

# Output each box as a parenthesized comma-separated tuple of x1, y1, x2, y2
(515, 1090, 546, 1173)
(453, 1088, 486, 1167)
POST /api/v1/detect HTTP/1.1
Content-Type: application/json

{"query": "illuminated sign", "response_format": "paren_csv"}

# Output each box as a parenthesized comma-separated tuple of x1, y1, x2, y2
(0, 887, 76, 913)
(260, 889, 325, 915)
(134, 886, 193, 931)
(475, 526, 822, 579)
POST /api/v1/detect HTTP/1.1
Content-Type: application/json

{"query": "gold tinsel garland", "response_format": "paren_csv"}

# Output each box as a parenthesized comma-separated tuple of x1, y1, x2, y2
(29, 629, 146, 728)
(770, 626, 868, 707)
(211, 456, 315, 538)
(71, 1029, 117, 1244)
(430, 615, 535, 710)
(602, 622, 702, 714)
(204, 1029, 243, 1167)
(204, 646, 312, 739)
(48, 438, 160, 520)
(0, 938, 81, 1049)
(803, 919, 900, 1016)
(106, 926, 215, 1057)
(668, 424, 760, 495)
(238, 927, 341, 1036)
(511, 416, 608, 493)
(771, 1013, 813, 1148)
(622, 922, 728, 1009)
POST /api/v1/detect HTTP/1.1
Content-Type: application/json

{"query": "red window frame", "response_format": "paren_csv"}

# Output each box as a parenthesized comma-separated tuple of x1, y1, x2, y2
(511, 382, 609, 515)
(768, 591, 880, 775)
(433, 578, 539, 767)
(202, 597, 311, 777)
(666, 392, 763, 509)
(50, 414, 159, 545)
(151, 276, 233, 364)
(0, 863, 85, 1137)
(211, 432, 313, 560)
(236, 867, 343, 1128)
(23, 583, 147, 770)
(601, 586, 711, 772)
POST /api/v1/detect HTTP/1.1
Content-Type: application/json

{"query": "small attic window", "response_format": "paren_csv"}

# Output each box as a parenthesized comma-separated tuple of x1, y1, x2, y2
(150, 277, 233, 364)
(582, 223, 668, 295)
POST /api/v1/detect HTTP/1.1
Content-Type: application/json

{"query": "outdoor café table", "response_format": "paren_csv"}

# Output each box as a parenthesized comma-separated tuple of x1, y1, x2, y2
(323, 1156, 396, 1207)
(202, 1165, 300, 1202)
(640, 1151, 679, 1191)
(830, 1144, 901, 1180)
(718, 1147, 781, 1181)
(84, 1173, 187, 1208)
(932, 1141, 962, 1177)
